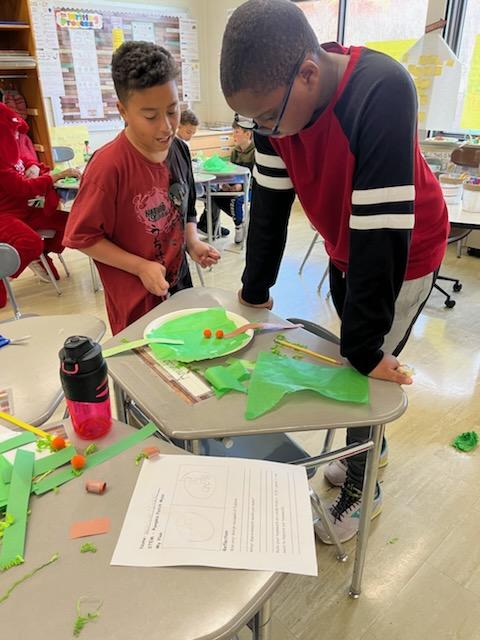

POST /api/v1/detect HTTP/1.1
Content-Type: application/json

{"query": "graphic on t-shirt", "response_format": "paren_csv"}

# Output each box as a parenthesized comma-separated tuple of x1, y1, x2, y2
(133, 185, 184, 288)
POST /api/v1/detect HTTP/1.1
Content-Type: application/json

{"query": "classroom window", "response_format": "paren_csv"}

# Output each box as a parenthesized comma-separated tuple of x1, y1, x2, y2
(296, 1, 341, 44)
(344, 0, 429, 61)
(452, 0, 480, 132)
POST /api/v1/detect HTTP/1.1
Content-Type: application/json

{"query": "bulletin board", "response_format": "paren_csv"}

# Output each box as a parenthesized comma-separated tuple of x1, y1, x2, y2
(30, 2, 199, 130)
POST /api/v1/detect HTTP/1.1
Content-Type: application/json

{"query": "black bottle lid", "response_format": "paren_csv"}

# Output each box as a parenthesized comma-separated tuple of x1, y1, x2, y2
(59, 336, 104, 376)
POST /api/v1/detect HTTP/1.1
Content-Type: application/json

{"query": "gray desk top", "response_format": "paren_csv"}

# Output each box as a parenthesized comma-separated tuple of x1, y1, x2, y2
(447, 203, 480, 229)
(0, 315, 105, 426)
(0, 420, 282, 640)
(103, 288, 407, 440)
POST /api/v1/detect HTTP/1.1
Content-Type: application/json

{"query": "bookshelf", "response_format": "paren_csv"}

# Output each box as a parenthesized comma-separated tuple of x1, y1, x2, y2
(0, 0, 53, 167)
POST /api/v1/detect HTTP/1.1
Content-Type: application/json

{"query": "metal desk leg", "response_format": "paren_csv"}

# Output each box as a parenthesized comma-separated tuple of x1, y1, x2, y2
(185, 439, 201, 455)
(113, 382, 128, 424)
(206, 182, 213, 245)
(310, 489, 347, 562)
(251, 599, 272, 640)
(349, 423, 385, 598)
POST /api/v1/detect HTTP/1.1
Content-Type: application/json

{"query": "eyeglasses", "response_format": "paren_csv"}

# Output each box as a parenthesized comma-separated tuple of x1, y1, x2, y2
(235, 49, 306, 137)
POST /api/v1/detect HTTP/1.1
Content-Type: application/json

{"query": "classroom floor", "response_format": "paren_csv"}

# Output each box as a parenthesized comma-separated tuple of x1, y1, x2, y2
(2, 205, 480, 640)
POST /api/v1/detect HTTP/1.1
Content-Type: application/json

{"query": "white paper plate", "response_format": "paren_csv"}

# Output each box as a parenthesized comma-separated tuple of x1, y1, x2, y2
(143, 307, 254, 359)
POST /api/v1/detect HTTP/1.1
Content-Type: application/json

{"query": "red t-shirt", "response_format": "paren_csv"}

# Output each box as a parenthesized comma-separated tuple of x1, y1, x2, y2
(64, 132, 196, 334)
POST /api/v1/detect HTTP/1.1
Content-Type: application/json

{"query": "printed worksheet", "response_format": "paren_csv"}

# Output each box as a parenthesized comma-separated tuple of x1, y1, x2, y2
(111, 455, 317, 576)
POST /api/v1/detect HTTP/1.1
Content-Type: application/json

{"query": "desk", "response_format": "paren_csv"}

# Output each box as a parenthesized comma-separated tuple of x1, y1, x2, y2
(201, 165, 251, 247)
(0, 420, 282, 640)
(0, 314, 105, 426)
(447, 203, 480, 229)
(103, 287, 407, 596)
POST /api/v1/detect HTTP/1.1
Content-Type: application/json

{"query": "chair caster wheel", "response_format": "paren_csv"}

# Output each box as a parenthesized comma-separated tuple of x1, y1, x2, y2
(445, 299, 456, 308)
(453, 283, 462, 292)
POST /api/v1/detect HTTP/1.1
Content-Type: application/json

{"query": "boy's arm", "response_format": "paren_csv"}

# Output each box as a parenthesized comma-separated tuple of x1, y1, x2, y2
(341, 63, 416, 379)
(81, 239, 169, 297)
(240, 133, 295, 306)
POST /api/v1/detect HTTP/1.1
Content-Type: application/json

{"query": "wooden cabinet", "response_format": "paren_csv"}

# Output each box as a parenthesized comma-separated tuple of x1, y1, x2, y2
(0, 0, 53, 166)
(189, 129, 234, 158)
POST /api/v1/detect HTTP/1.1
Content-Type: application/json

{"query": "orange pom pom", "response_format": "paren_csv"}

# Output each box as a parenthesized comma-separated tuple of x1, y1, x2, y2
(215, 329, 224, 339)
(51, 436, 66, 451)
(203, 328, 212, 338)
(71, 454, 86, 471)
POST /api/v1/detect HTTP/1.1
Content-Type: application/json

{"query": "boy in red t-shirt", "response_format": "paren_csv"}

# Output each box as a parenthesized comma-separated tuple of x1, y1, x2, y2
(64, 42, 220, 334)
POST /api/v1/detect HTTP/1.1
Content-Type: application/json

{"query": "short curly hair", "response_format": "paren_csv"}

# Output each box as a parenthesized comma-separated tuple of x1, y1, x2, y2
(180, 109, 199, 127)
(221, 0, 320, 97)
(111, 41, 179, 102)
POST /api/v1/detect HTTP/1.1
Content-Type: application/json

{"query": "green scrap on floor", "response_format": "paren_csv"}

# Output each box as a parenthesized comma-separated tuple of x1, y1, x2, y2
(204, 358, 253, 398)
(245, 352, 369, 420)
(80, 543, 97, 554)
(0, 449, 34, 571)
(73, 597, 102, 637)
(451, 431, 478, 452)
(148, 308, 250, 363)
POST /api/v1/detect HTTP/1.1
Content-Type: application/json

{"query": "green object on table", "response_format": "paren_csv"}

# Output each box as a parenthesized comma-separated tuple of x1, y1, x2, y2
(451, 431, 479, 452)
(102, 337, 184, 358)
(0, 449, 34, 570)
(202, 154, 238, 173)
(33, 422, 158, 495)
(0, 433, 36, 454)
(58, 177, 79, 185)
(148, 308, 250, 363)
(33, 446, 76, 477)
(245, 352, 369, 420)
(204, 358, 253, 398)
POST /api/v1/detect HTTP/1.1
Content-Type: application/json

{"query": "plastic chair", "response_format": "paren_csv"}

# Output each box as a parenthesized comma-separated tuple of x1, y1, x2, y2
(52, 146, 75, 166)
(298, 229, 330, 296)
(0, 243, 22, 319)
(35, 229, 71, 296)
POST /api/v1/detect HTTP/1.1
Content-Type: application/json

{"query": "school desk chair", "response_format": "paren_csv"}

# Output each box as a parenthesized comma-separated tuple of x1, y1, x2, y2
(52, 145, 75, 166)
(34, 229, 70, 296)
(433, 146, 478, 308)
(0, 242, 22, 319)
(298, 228, 330, 297)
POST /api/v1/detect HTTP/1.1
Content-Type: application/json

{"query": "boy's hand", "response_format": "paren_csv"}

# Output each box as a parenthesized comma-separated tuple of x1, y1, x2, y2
(188, 240, 221, 268)
(25, 165, 40, 178)
(237, 290, 273, 310)
(136, 261, 169, 297)
(52, 167, 82, 182)
(368, 354, 413, 385)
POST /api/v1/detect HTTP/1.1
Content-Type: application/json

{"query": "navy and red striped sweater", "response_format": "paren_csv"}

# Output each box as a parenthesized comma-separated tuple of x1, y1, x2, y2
(242, 44, 449, 374)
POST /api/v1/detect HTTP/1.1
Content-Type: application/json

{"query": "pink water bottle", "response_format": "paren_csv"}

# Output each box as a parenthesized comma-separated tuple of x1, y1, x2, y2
(59, 336, 112, 440)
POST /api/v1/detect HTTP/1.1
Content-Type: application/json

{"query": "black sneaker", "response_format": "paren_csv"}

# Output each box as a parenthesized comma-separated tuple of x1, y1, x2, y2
(197, 223, 230, 238)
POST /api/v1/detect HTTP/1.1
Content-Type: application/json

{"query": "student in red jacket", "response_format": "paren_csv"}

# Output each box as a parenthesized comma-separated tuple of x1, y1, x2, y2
(220, 0, 448, 544)
(0, 104, 79, 307)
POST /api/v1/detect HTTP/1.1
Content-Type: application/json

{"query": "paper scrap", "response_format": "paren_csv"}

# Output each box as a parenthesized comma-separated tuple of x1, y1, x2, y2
(70, 517, 110, 539)
(111, 455, 317, 576)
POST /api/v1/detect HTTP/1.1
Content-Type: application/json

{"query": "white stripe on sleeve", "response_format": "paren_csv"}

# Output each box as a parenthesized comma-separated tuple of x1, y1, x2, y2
(253, 166, 293, 190)
(352, 185, 415, 206)
(349, 213, 415, 230)
(255, 150, 287, 170)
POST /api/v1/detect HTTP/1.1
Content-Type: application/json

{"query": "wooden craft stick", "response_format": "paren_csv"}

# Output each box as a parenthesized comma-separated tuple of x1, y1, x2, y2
(0, 411, 50, 440)
(274, 339, 343, 366)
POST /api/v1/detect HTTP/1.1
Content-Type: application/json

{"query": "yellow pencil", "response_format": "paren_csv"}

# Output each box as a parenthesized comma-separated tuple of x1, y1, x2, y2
(0, 411, 51, 440)
(274, 339, 343, 366)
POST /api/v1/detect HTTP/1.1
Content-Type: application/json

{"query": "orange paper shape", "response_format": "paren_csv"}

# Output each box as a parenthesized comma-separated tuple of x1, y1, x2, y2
(69, 517, 110, 539)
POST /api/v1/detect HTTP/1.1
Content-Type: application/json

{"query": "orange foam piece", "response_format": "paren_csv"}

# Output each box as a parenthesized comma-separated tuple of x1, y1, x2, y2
(69, 516, 110, 539)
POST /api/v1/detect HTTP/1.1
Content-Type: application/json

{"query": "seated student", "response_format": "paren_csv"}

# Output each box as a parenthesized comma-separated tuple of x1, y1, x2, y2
(64, 41, 220, 335)
(0, 103, 79, 307)
(177, 108, 199, 144)
(198, 120, 254, 244)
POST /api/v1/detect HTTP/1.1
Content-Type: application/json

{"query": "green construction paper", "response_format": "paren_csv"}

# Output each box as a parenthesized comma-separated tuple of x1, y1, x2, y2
(245, 352, 369, 420)
(102, 337, 184, 358)
(0, 456, 12, 484)
(451, 431, 479, 452)
(204, 359, 253, 398)
(0, 449, 34, 570)
(147, 308, 250, 363)
(33, 423, 158, 495)
(33, 446, 76, 477)
(202, 154, 238, 173)
(0, 432, 36, 454)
